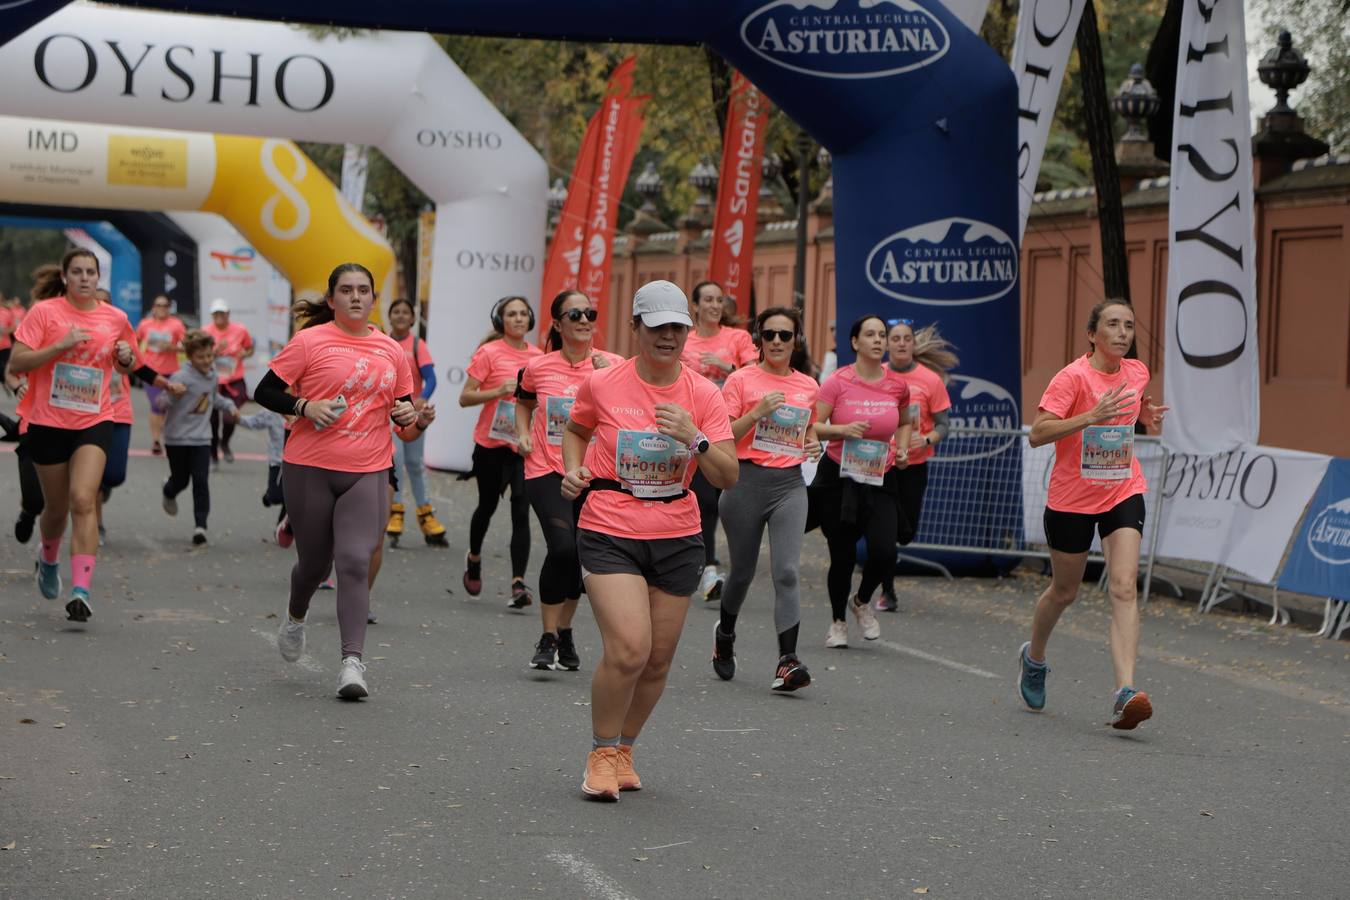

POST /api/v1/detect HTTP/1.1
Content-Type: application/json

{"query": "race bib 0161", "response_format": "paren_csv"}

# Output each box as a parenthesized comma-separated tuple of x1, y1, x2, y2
(1081, 425, 1134, 481)
(615, 429, 689, 498)
(751, 404, 810, 457)
(545, 396, 574, 446)
(49, 362, 104, 413)
(840, 437, 888, 486)
(489, 398, 519, 444)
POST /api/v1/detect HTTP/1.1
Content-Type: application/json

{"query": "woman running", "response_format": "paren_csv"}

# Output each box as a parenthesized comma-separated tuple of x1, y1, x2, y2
(679, 280, 756, 602)
(384, 297, 447, 547)
(875, 319, 957, 612)
(9, 249, 179, 621)
(136, 294, 186, 456)
(203, 297, 254, 465)
(252, 263, 432, 699)
(514, 290, 623, 672)
(1019, 299, 1166, 730)
(810, 314, 911, 648)
(561, 280, 736, 802)
(712, 306, 821, 692)
(459, 296, 543, 607)
(8, 265, 64, 544)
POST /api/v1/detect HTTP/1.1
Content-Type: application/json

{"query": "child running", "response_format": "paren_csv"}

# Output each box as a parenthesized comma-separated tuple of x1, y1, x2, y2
(158, 330, 239, 545)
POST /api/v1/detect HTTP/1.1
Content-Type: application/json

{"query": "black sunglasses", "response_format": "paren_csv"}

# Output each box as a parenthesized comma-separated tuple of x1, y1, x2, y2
(760, 329, 796, 344)
(562, 308, 599, 323)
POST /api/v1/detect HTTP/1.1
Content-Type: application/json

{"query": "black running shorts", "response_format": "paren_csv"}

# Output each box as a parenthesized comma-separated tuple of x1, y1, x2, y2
(1042, 493, 1146, 555)
(577, 529, 704, 598)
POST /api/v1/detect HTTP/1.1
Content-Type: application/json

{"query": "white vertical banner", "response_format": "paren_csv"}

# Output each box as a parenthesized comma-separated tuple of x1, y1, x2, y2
(340, 143, 370, 216)
(1163, 0, 1260, 455)
(1011, 0, 1087, 240)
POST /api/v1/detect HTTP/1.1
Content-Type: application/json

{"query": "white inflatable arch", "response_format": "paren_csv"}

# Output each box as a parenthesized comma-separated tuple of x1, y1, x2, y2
(0, 3, 548, 470)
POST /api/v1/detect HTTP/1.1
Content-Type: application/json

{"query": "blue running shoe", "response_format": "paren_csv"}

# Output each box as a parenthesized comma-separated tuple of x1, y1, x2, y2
(1018, 641, 1048, 711)
(65, 588, 92, 623)
(1109, 686, 1153, 730)
(36, 558, 61, 600)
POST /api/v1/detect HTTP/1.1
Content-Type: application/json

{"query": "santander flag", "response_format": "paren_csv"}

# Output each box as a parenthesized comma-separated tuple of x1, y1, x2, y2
(707, 71, 769, 313)
(575, 56, 648, 346)
(538, 119, 599, 340)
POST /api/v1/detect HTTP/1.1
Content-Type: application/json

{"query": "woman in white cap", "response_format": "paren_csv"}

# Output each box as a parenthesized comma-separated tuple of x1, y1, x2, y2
(561, 280, 737, 802)
(203, 298, 254, 465)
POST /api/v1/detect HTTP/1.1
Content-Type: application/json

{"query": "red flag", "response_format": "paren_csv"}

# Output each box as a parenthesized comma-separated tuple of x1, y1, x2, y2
(707, 71, 769, 313)
(538, 118, 600, 341)
(575, 56, 648, 347)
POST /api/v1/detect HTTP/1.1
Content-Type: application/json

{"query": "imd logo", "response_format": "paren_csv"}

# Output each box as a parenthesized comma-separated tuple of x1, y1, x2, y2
(867, 217, 1018, 306)
(1307, 497, 1350, 565)
(741, 0, 950, 79)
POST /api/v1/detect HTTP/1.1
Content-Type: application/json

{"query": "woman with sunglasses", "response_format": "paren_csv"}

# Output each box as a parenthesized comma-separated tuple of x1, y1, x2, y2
(384, 297, 448, 547)
(810, 315, 912, 648)
(514, 290, 623, 672)
(459, 296, 543, 608)
(875, 319, 958, 612)
(711, 307, 821, 692)
(136, 294, 186, 456)
(680, 280, 756, 603)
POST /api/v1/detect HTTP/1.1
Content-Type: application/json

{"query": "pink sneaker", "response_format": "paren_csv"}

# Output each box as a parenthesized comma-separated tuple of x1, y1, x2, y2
(275, 515, 294, 549)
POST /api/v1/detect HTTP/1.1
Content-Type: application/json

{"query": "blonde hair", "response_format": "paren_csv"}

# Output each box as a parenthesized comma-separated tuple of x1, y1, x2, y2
(912, 323, 959, 379)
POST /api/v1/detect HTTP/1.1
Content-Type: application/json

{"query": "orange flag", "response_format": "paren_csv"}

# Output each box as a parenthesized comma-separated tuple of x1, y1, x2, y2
(707, 71, 769, 314)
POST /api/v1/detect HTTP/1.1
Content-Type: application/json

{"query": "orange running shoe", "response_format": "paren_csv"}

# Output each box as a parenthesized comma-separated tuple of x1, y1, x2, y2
(1109, 686, 1153, 730)
(581, 747, 620, 802)
(616, 744, 642, 792)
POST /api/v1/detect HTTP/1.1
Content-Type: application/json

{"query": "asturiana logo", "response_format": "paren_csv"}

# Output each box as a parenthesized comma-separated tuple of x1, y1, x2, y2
(867, 217, 1018, 306)
(1307, 497, 1350, 565)
(741, 0, 950, 79)
(933, 374, 1020, 462)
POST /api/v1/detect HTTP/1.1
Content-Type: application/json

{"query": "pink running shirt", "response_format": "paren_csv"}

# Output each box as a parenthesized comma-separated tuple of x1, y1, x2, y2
(893, 363, 951, 465)
(136, 315, 186, 376)
(0, 305, 11, 351)
(817, 364, 911, 469)
(519, 349, 625, 480)
(270, 323, 414, 474)
(14, 297, 137, 431)
(721, 364, 819, 468)
(203, 320, 253, 384)
(466, 338, 544, 449)
(1039, 355, 1150, 515)
(569, 357, 734, 540)
(109, 371, 134, 425)
(393, 332, 435, 400)
(680, 326, 757, 387)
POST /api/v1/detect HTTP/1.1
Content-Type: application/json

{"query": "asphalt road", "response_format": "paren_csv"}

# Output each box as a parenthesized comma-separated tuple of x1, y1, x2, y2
(2, 396, 1347, 899)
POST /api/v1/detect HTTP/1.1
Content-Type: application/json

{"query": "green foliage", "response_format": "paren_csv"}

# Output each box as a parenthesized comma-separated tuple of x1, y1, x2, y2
(0, 227, 70, 304)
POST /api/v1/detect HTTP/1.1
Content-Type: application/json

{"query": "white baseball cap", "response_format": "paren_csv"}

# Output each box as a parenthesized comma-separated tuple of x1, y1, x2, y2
(209, 298, 230, 314)
(632, 280, 693, 329)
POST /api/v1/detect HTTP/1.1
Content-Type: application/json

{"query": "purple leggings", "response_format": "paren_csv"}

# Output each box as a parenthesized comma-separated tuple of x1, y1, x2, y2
(282, 462, 386, 659)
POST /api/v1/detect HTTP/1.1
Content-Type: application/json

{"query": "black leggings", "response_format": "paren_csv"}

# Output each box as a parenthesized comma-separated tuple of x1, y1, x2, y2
(813, 459, 899, 621)
(468, 443, 530, 577)
(524, 472, 583, 605)
(16, 432, 44, 518)
(690, 468, 721, 567)
(895, 462, 929, 545)
(164, 444, 212, 528)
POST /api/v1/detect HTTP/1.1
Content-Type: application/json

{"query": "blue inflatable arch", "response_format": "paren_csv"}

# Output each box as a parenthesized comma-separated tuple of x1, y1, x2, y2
(0, 214, 141, 322)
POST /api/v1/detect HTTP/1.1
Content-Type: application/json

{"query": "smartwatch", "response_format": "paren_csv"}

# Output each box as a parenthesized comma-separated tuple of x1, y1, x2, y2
(689, 431, 710, 456)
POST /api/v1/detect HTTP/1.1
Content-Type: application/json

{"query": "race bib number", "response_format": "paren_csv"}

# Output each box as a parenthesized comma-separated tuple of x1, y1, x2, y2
(147, 330, 172, 352)
(214, 354, 236, 376)
(489, 398, 518, 444)
(751, 404, 810, 457)
(615, 429, 689, 499)
(1081, 425, 1134, 481)
(545, 396, 574, 446)
(840, 437, 888, 486)
(50, 362, 104, 413)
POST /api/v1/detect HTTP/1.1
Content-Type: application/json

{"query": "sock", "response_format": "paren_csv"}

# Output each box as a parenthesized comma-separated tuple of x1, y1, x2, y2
(40, 536, 61, 565)
(777, 623, 800, 657)
(619, 735, 636, 749)
(718, 609, 738, 637)
(70, 554, 96, 592)
(1026, 648, 1046, 666)
(592, 734, 620, 751)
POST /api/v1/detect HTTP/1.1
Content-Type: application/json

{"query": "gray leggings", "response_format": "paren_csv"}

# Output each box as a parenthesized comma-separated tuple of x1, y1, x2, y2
(717, 462, 808, 633)
(282, 462, 386, 659)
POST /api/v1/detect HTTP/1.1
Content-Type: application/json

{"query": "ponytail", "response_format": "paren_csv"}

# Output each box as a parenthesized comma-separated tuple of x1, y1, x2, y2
(912, 323, 959, 380)
(30, 263, 64, 302)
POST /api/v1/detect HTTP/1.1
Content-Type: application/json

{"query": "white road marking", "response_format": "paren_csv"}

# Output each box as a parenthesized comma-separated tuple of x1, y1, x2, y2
(546, 851, 637, 900)
(875, 639, 999, 679)
(643, 840, 693, 851)
(255, 630, 325, 673)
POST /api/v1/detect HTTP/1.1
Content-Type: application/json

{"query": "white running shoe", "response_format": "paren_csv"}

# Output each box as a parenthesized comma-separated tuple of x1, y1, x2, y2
(852, 596, 881, 641)
(162, 492, 177, 516)
(825, 621, 849, 648)
(698, 565, 723, 602)
(337, 657, 369, 700)
(277, 616, 306, 662)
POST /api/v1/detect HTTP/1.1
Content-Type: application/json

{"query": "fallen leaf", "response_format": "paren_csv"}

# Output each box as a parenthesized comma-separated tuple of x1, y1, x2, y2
(633, 856, 648, 862)
(163, 736, 178, 742)
(18, 719, 35, 725)
(89, 843, 111, 849)
(52, 723, 66, 729)
(1, 842, 15, 851)
(1200, 810, 1214, 817)
(914, 890, 929, 895)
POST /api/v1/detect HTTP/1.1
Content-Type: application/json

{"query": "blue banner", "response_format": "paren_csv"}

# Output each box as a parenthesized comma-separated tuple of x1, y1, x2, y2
(1278, 458, 1350, 602)
(0, 215, 142, 323)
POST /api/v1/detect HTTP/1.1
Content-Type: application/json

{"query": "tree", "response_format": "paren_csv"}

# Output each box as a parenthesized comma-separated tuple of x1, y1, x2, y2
(0, 227, 70, 304)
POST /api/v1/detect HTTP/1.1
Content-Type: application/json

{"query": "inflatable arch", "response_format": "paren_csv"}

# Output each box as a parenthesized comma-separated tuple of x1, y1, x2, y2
(2, 2, 1019, 493)
(0, 4, 549, 470)
(0, 215, 141, 319)
(0, 202, 199, 318)
(0, 114, 394, 317)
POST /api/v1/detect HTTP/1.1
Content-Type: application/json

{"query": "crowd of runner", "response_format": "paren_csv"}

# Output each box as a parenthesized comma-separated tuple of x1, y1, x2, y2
(1, 254, 1163, 802)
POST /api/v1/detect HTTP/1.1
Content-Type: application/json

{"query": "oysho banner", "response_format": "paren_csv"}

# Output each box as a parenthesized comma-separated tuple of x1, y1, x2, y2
(1278, 458, 1350, 602)
(1157, 443, 1329, 584)
(1162, 0, 1260, 455)
(1011, 0, 1086, 240)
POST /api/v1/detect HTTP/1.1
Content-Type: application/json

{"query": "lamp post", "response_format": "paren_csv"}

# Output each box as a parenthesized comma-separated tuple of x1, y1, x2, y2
(545, 177, 567, 237)
(634, 161, 663, 215)
(792, 130, 813, 311)
(1111, 63, 1160, 144)
(1257, 31, 1311, 118)
(687, 155, 718, 221)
